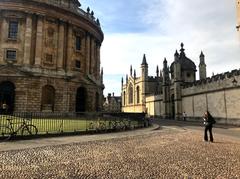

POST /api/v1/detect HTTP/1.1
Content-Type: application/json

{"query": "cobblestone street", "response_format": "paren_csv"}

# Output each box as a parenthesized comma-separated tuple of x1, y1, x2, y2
(0, 125, 240, 179)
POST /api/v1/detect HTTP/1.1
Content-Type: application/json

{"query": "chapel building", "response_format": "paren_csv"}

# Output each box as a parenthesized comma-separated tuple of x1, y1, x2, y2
(122, 43, 240, 125)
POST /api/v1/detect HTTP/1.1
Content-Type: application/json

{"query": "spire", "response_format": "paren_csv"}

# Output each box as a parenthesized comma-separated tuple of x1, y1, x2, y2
(163, 58, 168, 68)
(141, 54, 148, 65)
(126, 74, 128, 83)
(179, 42, 185, 57)
(156, 65, 159, 77)
(199, 51, 206, 65)
(160, 70, 163, 79)
(174, 50, 179, 57)
(200, 51, 205, 58)
(130, 65, 133, 76)
(121, 77, 124, 86)
(134, 69, 136, 79)
(174, 50, 179, 62)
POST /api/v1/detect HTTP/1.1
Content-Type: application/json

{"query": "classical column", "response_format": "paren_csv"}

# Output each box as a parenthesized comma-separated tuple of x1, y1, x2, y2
(57, 21, 65, 70)
(23, 14, 33, 65)
(66, 23, 73, 71)
(90, 37, 95, 75)
(0, 18, 2, 63)
(96, 44, 100, 80)
(0, 18, 8, 63)
(85, 33, 90, 74)
(34, 15, 43, 66)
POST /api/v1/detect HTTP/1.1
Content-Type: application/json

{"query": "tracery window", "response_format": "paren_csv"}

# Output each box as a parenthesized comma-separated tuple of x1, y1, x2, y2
(136, 86, 140, 104)
(128, 84, 133, 104)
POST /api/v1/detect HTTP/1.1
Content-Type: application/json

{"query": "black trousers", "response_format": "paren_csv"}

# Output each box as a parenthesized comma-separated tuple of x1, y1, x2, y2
(204, 124, 213, 142)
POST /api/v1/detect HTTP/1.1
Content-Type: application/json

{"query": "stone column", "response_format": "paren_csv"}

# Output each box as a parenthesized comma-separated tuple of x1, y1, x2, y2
(66, 23, 73, 71)
(23, 14, 33, 65)
(0, 18, 8, 63)
(57, 21, 65, 70)
(0, 18, 6, 63)
(96, 44, 100, 80)
(85, 33, 91, 74)
(91, 38, 95, 76)
(35, 15, 43, 66)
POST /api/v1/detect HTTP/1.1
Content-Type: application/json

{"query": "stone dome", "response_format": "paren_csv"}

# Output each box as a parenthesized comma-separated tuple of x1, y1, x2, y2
(170, 43, 196, 72)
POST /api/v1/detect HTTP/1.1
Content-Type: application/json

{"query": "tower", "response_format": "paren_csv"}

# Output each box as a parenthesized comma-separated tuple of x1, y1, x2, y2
(162, 58, 170, 118)
(173, 47, 182, 119)
(199, 51, 207, 80)
(141, 54, 148, 110)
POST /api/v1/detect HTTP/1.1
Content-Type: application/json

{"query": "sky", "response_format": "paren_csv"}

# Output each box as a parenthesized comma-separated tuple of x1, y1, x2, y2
(80, 0, 240, 96)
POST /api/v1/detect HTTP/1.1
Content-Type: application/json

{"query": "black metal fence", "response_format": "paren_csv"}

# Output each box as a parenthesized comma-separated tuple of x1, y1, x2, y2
(0, 112, 149, 140)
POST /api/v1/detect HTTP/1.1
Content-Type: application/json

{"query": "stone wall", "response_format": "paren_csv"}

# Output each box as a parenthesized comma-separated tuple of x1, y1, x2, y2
(182, 72, 240, 125)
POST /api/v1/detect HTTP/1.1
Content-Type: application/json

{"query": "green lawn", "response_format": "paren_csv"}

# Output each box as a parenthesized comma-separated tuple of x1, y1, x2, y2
(0, 115, 142, 137)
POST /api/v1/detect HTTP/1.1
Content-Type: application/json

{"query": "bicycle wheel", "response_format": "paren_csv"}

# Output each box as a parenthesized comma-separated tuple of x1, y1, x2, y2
(88, 122, 94, 130)
(21, 125, 38, 136)
(0, 126, 12, 141)
(99, 122, 106, 131)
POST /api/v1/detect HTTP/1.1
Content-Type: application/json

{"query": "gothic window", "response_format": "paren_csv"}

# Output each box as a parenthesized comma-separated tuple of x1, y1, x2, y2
(187, 73, 191, 78)
(6, 50, 17, 61)
(128, 84, 133, 104)
(123, 91, 126, 106)
(8, 21, 18, 39)
(136, 86, 140, 103)
(76, 36, 81, 51)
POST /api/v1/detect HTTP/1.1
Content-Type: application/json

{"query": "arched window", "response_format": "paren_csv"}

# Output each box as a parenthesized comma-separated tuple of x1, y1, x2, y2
(136, 86, 140, 104)
(128, 84, 133, 104)
(41, 85, 55, 111)
(123, 91, 126, 106)
(76, 87, 86, 112)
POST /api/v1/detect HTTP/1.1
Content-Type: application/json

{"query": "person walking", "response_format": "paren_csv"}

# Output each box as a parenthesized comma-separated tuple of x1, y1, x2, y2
(203, 111, 216, 142)
(183, 111, 187, 121)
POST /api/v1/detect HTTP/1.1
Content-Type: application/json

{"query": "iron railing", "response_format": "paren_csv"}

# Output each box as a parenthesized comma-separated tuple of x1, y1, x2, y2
(0, 112, 149, 140)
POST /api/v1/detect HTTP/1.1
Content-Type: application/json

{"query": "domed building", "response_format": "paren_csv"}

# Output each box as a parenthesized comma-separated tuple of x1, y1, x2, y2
(0, 0, 104, 113)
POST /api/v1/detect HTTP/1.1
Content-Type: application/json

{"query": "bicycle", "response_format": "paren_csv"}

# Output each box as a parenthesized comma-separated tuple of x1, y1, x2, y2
(0, 118, 38, 141)
(88, 120, 106, 132)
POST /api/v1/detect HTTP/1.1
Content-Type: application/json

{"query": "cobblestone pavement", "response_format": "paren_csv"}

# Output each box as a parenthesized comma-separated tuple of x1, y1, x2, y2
(0, 127, 240, 179)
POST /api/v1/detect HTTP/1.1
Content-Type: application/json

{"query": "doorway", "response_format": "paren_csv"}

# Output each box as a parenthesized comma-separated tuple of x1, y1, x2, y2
(76, 87, 86, 112)
(0, 81, 15, 113)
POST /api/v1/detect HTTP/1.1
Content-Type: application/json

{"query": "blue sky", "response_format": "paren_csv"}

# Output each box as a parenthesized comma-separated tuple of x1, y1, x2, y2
(80, 0, 240, 96)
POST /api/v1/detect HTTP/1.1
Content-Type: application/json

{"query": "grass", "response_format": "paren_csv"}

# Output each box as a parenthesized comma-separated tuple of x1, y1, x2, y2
(0, 115, 142, 137)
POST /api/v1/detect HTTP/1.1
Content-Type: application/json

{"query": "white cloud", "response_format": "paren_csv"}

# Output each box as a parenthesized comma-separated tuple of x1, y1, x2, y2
(99, 0, 240, 96)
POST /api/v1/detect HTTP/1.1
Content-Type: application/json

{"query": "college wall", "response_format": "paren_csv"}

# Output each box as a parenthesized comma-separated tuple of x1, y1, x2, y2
(181, 75, 240, 125)
(225, 88, 240, 119)
(146, 95, 162, 117)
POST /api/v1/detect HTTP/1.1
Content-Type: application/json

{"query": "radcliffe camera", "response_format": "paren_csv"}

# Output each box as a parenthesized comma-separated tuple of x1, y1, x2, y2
(0, 0, 240, 178)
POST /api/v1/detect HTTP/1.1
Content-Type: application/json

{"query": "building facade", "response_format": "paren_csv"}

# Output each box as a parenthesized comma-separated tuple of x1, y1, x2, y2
(0, 0, 104, 113)
(122, 43, 240, 125)
(103, 93, 121, 112)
